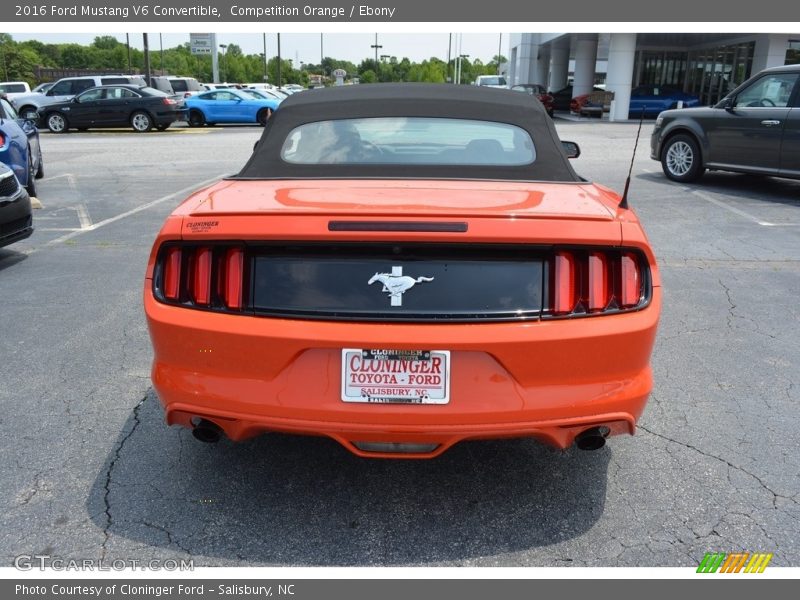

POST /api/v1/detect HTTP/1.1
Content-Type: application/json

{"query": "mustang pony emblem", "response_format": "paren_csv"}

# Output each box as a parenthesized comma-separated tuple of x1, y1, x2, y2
(368, 266, 434, 307)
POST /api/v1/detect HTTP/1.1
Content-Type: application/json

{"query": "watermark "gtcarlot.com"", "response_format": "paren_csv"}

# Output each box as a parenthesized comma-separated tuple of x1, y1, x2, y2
(14, 555, 194, 571)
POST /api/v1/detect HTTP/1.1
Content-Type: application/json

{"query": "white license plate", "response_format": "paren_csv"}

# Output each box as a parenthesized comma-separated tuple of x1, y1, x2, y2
(341, 349, 450, 404)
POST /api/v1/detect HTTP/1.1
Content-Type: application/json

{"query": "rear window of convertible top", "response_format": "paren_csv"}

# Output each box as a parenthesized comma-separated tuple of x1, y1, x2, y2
(279, 117, 536, 166)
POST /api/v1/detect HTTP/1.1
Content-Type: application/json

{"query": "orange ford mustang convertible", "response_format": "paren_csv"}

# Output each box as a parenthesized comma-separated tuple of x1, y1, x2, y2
(144, 84, 660, 458)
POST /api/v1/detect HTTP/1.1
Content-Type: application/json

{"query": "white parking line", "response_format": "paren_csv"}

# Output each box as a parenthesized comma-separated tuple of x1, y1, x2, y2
(44, 173, 226, 247)
(686, 187, 775, 226)
(75, 204, 93, 229)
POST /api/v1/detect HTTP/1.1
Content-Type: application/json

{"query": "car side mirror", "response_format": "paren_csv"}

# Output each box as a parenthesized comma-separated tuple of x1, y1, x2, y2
(561, 141, 581, 159)
(720, 97, 735, 112)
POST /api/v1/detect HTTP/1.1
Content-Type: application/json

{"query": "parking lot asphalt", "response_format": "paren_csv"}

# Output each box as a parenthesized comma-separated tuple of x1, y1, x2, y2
(0, 122, 798, 568)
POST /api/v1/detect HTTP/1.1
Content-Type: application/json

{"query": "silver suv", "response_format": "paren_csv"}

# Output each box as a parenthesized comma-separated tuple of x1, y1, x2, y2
(12, 75, 146, 119)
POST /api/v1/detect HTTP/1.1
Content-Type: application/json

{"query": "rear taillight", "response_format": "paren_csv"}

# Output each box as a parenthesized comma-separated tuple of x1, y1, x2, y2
(162, 97, 177, 105)
(223, 248, 244, 310)
(162, 247, 182, 300)
(0, 132, 6, 147)
(156, 244, 246, 312)
(549, 249, 647, 317)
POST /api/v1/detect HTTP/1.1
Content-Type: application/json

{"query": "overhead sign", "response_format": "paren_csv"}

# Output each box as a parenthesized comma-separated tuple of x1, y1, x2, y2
(190, 33, 212, 55)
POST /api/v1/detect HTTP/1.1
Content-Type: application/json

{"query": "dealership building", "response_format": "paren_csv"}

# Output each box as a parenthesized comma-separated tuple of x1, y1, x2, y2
(507, 33, 800, 119)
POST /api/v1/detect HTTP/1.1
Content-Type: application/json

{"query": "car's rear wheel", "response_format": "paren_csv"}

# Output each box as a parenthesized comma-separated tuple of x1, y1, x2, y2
(46, 112, 68, 133)
(25, 148, 37, 197)
(257, 108, 273, 126)
(131, 111, 153, 133)
(661, 134, 704, 182)
(19, 105, 37, 120)
(188, 110, 205, 127)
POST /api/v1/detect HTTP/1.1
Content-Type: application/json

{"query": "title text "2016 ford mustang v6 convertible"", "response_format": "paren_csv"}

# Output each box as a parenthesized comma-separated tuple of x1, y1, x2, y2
(144, 84, 660, 459)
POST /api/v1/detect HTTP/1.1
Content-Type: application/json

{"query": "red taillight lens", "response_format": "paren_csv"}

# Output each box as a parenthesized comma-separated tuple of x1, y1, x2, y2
(224, 248, 244, 310)
(162, 97, 176, 105)
(549, 249, 647, 317)
(163, 247, 182, 300)
(552, 251, 580, 315)
(191, 247, 212, 305)
(587, 252, 613, 312)
(0, 133, 6, 147)
(619, 252, 641, 308)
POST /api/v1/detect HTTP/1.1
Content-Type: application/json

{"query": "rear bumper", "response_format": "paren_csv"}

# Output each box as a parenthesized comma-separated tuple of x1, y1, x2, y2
(0, 191, 33, 248)
(145, 287, 660, 458)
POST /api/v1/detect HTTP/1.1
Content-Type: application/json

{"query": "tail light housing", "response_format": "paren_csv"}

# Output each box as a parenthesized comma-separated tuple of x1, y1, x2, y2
(156, 244, 246, 312)
(547, 248, 649, 317)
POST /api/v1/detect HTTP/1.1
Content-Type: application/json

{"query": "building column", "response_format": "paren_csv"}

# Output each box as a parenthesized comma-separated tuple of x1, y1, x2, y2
(572, 34, 599, 96)
(752, 33, 790, 72)
(606, 33, 637, 121)
(509, 33, 543, 87)
(548, 44, 570, 92)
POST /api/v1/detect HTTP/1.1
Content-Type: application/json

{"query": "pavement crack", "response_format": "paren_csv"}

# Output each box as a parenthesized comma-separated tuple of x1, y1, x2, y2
(100, 394, 147, 560)
(140, 521, 192, 555)
(637, 425, 797, 511)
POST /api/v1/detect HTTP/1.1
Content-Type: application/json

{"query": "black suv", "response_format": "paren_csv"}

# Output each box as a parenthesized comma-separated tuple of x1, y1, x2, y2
(651, 64, 800, 182)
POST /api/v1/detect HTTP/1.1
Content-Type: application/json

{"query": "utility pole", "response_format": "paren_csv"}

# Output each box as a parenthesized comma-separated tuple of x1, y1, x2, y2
(277, 33, 282, 87)
(497, 33, 502, 75)
(447, 33, 452, 83)
(370, 33, 382, 65)
(320, 33, 323, 66)
(159, 33, 164, 73)
(126, 33, 132, 72)
(219, 44, 227, 82)
(143, 33, 151, 85)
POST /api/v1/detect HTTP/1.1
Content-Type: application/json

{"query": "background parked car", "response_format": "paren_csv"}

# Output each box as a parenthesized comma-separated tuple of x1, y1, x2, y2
(0, 82, 32, 102)
(185, 88, 279, 126)
(651, 63, 800, 182)
(11, 75, 146, 120)
(551, 85, 604, 112)
(0, 96, 43, 196)
(39, 85, 185, 133)
(511, 83, 555, 116)
(570, 91, 614, 117)
(629, 85, 701, 117)
(241, 88, 286, 104)
(32, 82, 54, 95)
(0, 163, 33, 248)
(473, 75, 507, 89)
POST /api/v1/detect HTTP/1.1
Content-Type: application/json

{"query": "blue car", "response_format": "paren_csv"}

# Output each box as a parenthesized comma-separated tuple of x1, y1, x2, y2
(185, 89, 279, 127)
(629, 85, 701, 117)
(0, 95, 43, 197)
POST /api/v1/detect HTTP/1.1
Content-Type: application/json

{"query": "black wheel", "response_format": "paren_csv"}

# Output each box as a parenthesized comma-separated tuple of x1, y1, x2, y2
(188, 110, 206, 127)
(25, 148, 37, 197)
(46, 112, 68, 133)
(661, 134, 704, 182)
(257, 108, 273, 126)
(156, 124, 170, 131)
(131, 111, 153, 132)
(19, 105, 37, 120)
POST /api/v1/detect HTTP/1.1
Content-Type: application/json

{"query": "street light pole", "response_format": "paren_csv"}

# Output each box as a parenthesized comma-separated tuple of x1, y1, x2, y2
(159, 33, 164, 73)
(143, 33, 151, 86)
(126, 33, 132, 72)
(219, 44, 227, 82)
(263, 33, 268, 82)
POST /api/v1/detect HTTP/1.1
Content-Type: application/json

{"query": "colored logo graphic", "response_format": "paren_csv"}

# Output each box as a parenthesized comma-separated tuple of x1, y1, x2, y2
(697, 552, 773, 573)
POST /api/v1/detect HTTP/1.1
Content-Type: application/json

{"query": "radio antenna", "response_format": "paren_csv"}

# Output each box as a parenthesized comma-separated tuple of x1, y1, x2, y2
(620, 106, 646, 210)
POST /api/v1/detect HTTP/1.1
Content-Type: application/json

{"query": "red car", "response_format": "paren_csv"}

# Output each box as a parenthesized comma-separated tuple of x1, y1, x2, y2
(511, 83, 555, 117)
(145, 84, 660, 459)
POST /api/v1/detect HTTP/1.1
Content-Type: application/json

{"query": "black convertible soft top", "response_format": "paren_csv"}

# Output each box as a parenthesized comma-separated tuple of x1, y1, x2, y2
(236, 83, 581, 182)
